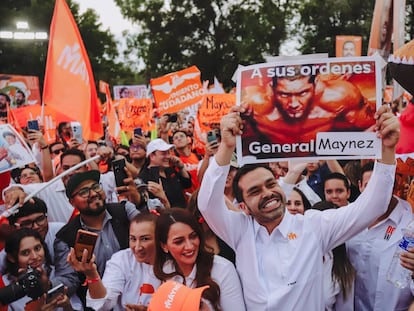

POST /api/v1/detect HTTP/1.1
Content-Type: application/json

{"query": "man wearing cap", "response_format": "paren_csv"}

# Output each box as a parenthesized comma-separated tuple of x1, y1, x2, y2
(139, 138, 191, 208)
(53, 170, 141, 308)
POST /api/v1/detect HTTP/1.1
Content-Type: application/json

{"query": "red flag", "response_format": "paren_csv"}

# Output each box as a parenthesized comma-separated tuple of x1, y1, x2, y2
(43, 0, 103, 140)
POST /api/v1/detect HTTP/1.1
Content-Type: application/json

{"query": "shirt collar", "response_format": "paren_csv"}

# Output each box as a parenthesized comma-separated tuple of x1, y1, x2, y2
(252, 208, 292, 238)
(79, 209, 111, 231)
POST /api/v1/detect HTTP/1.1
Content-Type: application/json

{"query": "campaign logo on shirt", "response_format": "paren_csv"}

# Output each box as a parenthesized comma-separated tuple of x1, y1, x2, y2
(287, 232, 297, 240)
(384, 225, 396, 241)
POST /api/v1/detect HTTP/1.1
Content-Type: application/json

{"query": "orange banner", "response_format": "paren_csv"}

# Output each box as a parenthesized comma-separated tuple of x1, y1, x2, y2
(368, 0, 393, 58)
(198, 94, 235, 131)
(11, 105, 57, 143)
(150, 66, 204, 115)
(0, 74, 41, 108)
(117, 98, 153, 132)
(42, 0, 102, 141)
(335, 36, 362, 57)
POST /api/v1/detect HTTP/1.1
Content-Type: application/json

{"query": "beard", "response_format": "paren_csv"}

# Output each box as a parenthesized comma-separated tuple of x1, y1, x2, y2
(81, 194, 106, 216)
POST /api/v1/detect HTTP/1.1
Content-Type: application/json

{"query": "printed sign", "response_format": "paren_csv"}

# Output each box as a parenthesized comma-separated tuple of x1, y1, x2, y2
(0, 124, 36, 173)
(236, 56, 383, 164)
(113, 85, 148, 100)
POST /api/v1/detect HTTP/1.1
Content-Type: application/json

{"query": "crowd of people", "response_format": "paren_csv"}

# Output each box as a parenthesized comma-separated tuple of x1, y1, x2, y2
(0, 99, 412, 311)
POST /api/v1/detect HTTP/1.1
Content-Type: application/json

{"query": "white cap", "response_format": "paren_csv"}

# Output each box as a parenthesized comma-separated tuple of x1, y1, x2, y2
(146, 138, 174, 157)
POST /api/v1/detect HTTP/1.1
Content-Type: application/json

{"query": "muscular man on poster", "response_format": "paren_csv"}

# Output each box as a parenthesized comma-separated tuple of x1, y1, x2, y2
(242, 68, 376, 156)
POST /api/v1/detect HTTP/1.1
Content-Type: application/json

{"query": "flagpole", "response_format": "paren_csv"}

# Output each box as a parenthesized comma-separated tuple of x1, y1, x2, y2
(0, 155, 100, 221)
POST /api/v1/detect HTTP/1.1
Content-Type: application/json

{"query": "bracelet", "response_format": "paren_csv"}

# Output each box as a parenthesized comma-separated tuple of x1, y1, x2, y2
(40, 144, 49, 150)
(82, 276, 100, 286)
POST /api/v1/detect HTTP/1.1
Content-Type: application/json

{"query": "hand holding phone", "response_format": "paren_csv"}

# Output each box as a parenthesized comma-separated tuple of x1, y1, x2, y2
(207, 130, 218, 144)
(134, 127, 143, 136)
(112, 158, 128, 187)
(46, 283, 65, 303)
(71, 121, 83, 144)
(74, 229, 98, 262)
(27, 120, 39, 131)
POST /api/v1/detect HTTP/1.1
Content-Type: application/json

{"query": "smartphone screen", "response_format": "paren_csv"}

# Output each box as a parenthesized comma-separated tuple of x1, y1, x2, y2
(134, 127, 143, 136)
(74, 229, 98, 262)
(207, 130, 217, 144)
(27, 120, 39, 131)
(112, 158, 128, 187)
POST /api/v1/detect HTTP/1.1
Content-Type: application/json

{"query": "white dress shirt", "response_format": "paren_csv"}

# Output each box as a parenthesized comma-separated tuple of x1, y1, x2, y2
(86, 248, 161, 311)
(163, 255, 246, 311)
(347, 196, 414, 311)
(198, 158, 395, 311)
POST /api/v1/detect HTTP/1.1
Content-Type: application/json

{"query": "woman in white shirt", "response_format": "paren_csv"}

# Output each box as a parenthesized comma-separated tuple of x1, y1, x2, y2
(153, 208, 245, 311)
(67, 213, 161, 311)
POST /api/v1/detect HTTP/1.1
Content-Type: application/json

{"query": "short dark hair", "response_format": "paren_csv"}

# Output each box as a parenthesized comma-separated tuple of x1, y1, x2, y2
(233, 163, 273, 203)
(292, 187, 312, 211)
(0, 92, 11, 103)
(7, 197, 48, 225)
(359, 162, 374, 182)
(2, 131, 15, 139)
(60, 148, 86, 164)
(324, 172, 350, 190)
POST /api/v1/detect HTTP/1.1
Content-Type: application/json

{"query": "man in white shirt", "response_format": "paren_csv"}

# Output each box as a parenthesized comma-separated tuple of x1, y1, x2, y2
(347, 161, 414, 310)
(198, 104, 399, 310)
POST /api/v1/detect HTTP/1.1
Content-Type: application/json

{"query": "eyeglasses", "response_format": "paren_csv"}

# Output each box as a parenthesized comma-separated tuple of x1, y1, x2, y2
(51, 148, 64, 155)
(15, 214, 47, 228)
(72, 183, 103, 198)
(130, 145, 145, 152)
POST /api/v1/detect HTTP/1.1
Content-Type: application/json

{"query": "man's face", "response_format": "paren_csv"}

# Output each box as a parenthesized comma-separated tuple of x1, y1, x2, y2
(0, 95, 7, 109)
(238, 167, 285, 227)
(50, 143, 65, 160)
(342, 42, 356, 57)
(4, 135, 16, 145)
(358, 171, 372, 193)
(172, 132, 189, 149)
(69, 180, 106, 216)
(15, 92, 25, 105)
(14, 212, 49, 240)
(149, 150, 170, 167)
(85, 143, 98, 158)
(129, 144, 146, 160)
(273, 77, 315, 121)
(324, 178, 350, 207)
(60, 154, 87, 185)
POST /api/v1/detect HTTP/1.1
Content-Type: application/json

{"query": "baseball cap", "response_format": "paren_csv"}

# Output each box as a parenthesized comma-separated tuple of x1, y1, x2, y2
(65, 170, 100, 198)
(148, 281, 209, 311)
(146, 138, 174, 157)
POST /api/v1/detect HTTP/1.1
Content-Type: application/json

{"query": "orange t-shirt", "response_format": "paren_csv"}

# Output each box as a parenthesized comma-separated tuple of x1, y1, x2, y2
(178, 152, 200, 194)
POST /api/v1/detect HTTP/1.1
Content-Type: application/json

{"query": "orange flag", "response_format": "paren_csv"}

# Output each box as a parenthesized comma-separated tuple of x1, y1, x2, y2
(43, 0, 102, 140)
(99, 80, 120, 142)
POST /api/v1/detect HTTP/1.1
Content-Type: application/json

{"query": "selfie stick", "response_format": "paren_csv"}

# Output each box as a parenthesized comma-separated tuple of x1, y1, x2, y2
(0, 155, 101, 220)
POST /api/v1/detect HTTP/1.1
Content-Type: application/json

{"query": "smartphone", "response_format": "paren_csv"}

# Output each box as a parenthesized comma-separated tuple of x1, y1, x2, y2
(207, 130, 217, 144)
(74, 229, 98, 262)
(71, 121, 83, 144)
(134, 127, 143, 136)
(112, 158, 128, 187)
(46, 283, 65, 303)
(27, 120, 39, 131)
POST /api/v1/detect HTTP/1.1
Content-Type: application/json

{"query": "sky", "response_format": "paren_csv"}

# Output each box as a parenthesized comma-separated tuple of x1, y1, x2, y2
(75, 0, 299, 58)
(76, 0, 132, 36)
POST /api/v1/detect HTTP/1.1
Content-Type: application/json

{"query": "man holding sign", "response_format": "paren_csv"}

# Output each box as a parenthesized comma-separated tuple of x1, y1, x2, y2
(198, 103, 399, 310)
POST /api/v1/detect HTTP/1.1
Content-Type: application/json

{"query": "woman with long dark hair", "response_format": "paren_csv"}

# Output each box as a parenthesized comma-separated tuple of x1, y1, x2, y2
(3, 228, 82, 310)
(153, 208, 245, 311)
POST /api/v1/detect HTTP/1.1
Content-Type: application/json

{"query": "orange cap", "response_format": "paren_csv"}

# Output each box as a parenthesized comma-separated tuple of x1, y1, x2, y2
(148, 281, 209, 311)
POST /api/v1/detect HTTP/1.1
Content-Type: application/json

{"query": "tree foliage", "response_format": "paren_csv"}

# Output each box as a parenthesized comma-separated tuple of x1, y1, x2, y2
(115, 0, 291, 88)
(0, 0, 138, 93)
(295, 0, 375, 56)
